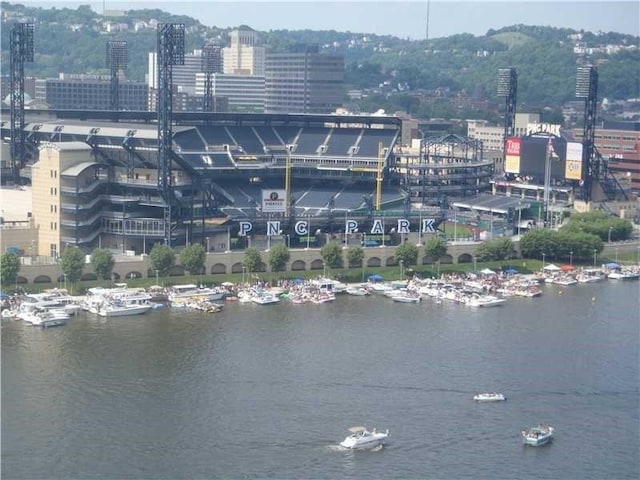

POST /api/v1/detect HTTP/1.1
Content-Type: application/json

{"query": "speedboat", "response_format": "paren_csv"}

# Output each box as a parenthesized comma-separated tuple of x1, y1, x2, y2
(522, 425, 554, 446)
(473, 392, 506, 402)
(339, 426, 389, 449)
(390, 291, 421, 303)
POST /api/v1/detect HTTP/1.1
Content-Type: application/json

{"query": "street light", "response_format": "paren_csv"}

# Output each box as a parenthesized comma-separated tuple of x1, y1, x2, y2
(615, 248, 619, 263)
(206, 237, 210, 253)
(569, 251, 573, 267)
(473, 255, 477, 273)
(542, 252, 546, 269)
(608, 226, 613, 243)
(242, 265, 246, 284)
(399, 259, 404, 279)
(63, 273, 68, 291)
(593, 249, 597, 268)
(155, 269, 159, 285)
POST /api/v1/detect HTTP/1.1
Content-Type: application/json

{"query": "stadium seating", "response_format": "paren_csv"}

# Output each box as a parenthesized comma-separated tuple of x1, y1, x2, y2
(325, 128, 361, 156)
(356, 128, 397, 158)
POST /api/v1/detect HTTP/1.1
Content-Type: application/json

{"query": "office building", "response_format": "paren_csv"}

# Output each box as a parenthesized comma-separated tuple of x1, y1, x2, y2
(265, 45, 344, 114)
(222, 29, 265, 76)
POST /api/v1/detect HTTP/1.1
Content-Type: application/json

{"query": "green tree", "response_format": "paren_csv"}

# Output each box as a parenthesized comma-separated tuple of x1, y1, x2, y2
(60, 246, 85, 282)
(1, 252, 21, 287)
(474, 238, 517, 261)
(90, 248, 115, 280)
(424, 237, 447, 260)
(320, 241, 343, 269)
(520, 228, 602, 262)
(268, 243, 290, 272)
(179, 243, 206, 275)
(395, 242, 419, 266)
(149, 243, 176, 276)
(243, 247, 264, 274)
(346, 246, 364, 268)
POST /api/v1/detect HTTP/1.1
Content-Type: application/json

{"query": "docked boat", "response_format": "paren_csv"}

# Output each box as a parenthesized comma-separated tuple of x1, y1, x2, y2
(473, 392, 506, 402)
(168, 284, 225, 306)
(96, 293, 158, 318)
(28, 310, 69, 328)
(345, 285, 370, 296)
(522, 425, 554, 446)
(465, 295, 506, 307)
(251, 292, 281, 305)
(607, 270, 640, 280)
(390, 291, 421, 303)
(340, 426, 389, 449)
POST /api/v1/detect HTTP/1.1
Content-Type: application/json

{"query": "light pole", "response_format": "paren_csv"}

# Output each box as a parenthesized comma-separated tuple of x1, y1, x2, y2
(608, 226, 613, 243)
(206, 236, 210, 253)
(63, 274, 68, 291)
(242, 265, 246, 284)
(569, 251, 573, 267)
(155, 269, 159, 286)
(542, 252, 546, 269)
(517, 202, 522, 237)
(473, 255, 477, 273)
(593, 249, 597, 268)
(399, 259, 404, 280)
(616, 248, 619, 263)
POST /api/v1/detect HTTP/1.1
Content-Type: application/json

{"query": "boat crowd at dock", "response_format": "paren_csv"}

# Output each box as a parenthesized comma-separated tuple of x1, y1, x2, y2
(1, 262, 638, 327)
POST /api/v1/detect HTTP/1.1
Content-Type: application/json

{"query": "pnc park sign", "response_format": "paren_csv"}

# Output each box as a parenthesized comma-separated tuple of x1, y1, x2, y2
(237, 218, 439, 237)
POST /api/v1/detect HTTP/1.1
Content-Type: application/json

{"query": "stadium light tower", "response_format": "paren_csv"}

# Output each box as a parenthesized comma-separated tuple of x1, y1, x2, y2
(9, 22, 34, 184)
(497, 67, 517, 166)
(106, 40, 128, 114)
(157, 23, 185, 246)
(201, 41, 222, 112)
(576, 66, 598, 202)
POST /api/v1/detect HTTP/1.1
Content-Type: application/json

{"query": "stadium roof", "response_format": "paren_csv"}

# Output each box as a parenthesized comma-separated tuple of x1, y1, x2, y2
(452, 195, 530, 214)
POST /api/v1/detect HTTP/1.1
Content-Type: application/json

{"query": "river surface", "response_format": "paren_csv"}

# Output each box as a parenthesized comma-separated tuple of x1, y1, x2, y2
(2, 280, 639, 479)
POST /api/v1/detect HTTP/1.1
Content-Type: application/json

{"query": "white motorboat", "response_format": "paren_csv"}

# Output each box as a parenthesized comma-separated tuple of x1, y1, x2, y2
(168, 284, 225, 305)
(390, 291, 421, 303)
(522, 425, 554, 446)
(97, 303, 153, 317)
(465, 295, 506, 307)
(340, 426, 389, 449)
(27, 309, 69, 328)
(251, 292, 281, 305)
(607, 270, 640, 280)
(345, 286, 370, 296)
(473, 392, 506, 402)
(96, 295, 154, 317)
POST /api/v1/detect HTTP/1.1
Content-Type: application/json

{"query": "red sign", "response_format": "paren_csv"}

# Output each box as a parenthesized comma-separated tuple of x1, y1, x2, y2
(505, 137, 521, 156)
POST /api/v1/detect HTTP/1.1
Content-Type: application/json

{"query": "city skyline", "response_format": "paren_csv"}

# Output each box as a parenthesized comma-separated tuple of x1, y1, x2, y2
(14, 0, 640, 40)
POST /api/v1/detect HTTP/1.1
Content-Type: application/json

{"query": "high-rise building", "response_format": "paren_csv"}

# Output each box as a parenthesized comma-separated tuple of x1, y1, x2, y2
(195, 73, 264, 113)
(265, 45, 344, 114)
(34, 74, 147, 110)
(222, 28, 265, 76)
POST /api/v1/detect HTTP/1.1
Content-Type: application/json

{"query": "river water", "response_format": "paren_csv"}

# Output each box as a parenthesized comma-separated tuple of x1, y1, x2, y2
(2, 280, 639, 479)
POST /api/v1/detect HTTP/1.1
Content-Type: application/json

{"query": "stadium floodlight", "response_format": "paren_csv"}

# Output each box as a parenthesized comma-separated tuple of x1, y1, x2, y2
(158, 23, 185, 65)
(497, 68, 514, 97)
(576, 66, 594, 98)
(201, 41, 222, 74)
(106, 40, 128, 69)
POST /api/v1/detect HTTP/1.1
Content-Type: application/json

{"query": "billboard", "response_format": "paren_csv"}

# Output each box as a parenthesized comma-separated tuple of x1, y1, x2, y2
(505, 135, 574, 181)
(261, 189, 287, 213)
(564, 142, 583, 180)
(504, 137, 521, 174)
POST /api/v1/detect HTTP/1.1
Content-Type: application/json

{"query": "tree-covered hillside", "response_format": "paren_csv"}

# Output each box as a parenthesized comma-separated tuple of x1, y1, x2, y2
(1, 2, 638, 110)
